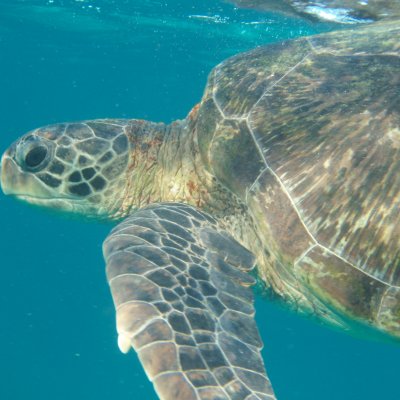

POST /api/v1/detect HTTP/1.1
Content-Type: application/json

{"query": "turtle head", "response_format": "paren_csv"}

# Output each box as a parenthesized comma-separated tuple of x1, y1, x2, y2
(0, 120, 131, 219)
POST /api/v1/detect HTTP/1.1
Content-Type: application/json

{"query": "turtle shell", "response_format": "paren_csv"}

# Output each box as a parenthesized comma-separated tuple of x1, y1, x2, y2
(195, 19, 400, 335)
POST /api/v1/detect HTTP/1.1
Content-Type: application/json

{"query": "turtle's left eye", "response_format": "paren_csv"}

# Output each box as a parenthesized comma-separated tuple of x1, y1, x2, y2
(25, 146, 48, 168)
(17, 136, 53, 172)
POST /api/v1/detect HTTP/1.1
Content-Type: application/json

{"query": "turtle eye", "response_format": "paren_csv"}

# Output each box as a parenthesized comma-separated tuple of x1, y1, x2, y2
(25, 146, 48, 168)
(17, 136, 52, 172)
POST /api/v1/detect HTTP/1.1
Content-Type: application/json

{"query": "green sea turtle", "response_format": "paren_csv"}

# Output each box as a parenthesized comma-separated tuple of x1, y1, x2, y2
(1, 16, 400, 400)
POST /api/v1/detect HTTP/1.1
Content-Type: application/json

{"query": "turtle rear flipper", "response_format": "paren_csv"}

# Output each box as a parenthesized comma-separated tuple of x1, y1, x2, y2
(103, 203, 275, 400)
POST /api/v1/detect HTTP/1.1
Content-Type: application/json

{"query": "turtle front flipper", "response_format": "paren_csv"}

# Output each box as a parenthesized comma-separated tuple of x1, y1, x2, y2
(103, 203, 275, 400)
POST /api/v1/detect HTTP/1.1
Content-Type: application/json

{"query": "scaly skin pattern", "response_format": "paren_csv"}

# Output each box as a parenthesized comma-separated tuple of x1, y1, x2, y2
(1, 118, 278, 400)
(104, 203, 276, 400)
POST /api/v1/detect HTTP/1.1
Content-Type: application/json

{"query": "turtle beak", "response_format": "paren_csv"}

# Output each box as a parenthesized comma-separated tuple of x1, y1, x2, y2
(0, 144, 17, 196)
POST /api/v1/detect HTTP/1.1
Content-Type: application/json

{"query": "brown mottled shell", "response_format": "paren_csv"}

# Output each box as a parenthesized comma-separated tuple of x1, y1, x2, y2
(196, 19, 400, 332)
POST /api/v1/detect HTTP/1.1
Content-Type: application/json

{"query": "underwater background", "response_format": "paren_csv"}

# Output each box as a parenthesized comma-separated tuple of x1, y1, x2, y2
(0, 1, 399, 399)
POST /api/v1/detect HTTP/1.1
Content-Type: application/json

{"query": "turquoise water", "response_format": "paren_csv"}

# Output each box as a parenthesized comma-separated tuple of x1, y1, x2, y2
(0, 1, 399, 399)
